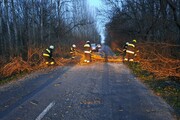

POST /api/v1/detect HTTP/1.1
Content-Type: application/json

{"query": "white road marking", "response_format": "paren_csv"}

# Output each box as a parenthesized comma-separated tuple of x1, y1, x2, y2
(35, 101, 55, 120)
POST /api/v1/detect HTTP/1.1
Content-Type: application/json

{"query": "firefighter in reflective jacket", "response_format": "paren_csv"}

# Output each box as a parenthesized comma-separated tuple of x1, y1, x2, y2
(124, 39, 137, 62)
(43, 45, 55, 65)
(84, 41, 92, 63)
(70, 44, 76, 59)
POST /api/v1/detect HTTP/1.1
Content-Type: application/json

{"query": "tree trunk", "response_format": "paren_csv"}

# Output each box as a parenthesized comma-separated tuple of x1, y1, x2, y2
(32, 0, 35, 47)
(40, 0, 43, 44)
(48, 0, 53, 43)
(11, 0, 18, 56)
(166, 0, 180, 30)
(57, 0, 60, 40)
(4, 0, 12, 58)
(0, 1, 2, 56)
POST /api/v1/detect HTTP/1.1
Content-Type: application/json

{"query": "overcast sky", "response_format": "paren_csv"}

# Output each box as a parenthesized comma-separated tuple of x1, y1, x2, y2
(87, 0, 102, 7)
(87, 0, 105, 43)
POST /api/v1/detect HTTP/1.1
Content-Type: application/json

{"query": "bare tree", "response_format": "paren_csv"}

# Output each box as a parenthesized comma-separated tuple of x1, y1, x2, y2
(0, 0, 100, 62)
(102, 0, 179, 44)
(0, 1, 2, 56)
(11, 0, 18, 55)
(4, 0, 12, 57)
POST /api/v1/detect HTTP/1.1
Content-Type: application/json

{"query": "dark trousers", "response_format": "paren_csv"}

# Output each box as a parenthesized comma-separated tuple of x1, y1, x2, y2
(125, 52, 134, 61)
(70, 52, 75, 58)
(85, 53, 91, 62)
(44, 57, 55, 64)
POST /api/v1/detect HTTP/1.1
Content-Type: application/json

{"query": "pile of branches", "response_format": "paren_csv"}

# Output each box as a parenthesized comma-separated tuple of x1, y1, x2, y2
(0, 47, 84, 78)
(137, 43, 180, 78)
(27, 48, 44, 67)
(1, 57, 32, 77)
(0, 48, 48, 78)
(75, 49, 86, 64)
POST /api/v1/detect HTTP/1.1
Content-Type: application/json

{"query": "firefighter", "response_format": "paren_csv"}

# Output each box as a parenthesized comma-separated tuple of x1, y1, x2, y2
(124, 39, 137, 62)
(70, 44, 76, 59)
(123, 42, 129, 61)
(43, 45, 55, 65)
(84, 41, 92, 63)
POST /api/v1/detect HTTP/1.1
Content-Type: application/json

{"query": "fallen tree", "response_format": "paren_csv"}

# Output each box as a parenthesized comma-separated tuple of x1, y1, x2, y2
(136, 42, 180, 78)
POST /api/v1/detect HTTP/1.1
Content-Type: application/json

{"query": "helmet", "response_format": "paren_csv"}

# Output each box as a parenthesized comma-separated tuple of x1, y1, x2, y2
(86, 41, 90, 44)
(49, 45, 54, 49)
(126, 42, 129, 45)
(132, 39, 137, 43)
(72, 44, 76, 48)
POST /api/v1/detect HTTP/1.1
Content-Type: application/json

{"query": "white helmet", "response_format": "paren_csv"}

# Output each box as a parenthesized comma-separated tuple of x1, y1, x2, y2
(49, 45, 54, 49)
(72, 44, 76, 48)
(126, 42, 129, 45)
(86, 41, 90, 44)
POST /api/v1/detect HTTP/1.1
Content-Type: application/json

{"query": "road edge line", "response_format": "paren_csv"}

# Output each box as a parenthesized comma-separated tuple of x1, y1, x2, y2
(35, 101, 55, 120)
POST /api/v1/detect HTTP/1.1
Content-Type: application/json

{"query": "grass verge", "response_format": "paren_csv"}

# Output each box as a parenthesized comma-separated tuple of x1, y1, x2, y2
(126, 62, 180, 118)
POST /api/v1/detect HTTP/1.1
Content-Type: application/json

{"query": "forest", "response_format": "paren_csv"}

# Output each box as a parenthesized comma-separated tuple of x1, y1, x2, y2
(0, 0, 179, 79)
(101, 0, 180, 78)
(0, 0, 179, 118)
(0, 0, 100, 62)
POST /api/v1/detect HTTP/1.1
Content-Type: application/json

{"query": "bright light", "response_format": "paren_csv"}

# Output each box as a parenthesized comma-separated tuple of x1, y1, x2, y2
(87, 0, 101, 8)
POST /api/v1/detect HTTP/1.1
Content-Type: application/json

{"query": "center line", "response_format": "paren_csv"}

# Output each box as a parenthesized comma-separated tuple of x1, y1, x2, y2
(35, 101, 55, 120)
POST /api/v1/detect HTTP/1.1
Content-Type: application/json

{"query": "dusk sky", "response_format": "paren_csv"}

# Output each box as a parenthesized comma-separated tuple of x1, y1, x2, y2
(87, 0, 105, 43)
(87, 0, 102, 7)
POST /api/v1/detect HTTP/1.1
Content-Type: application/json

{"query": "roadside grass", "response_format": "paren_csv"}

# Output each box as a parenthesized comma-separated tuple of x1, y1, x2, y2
(126, 62, 180, 118)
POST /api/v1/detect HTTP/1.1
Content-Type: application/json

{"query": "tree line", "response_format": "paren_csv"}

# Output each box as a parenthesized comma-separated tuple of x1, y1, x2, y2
(100, 0, 180, 78)
(0, 0, 99, 62)
(101, 0, 180, 45)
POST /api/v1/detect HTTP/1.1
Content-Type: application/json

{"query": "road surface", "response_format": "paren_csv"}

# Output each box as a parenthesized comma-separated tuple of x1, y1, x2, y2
(101, 45, 115, 56)
(0, 63, 175, 120)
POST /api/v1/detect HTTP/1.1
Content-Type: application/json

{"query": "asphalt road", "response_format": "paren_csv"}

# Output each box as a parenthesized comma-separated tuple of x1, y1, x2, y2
(0, 63, 175, 120)
(101, 45, 115, 56)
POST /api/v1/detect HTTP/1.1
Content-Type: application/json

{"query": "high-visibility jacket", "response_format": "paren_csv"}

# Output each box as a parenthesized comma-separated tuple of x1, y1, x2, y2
(84, 44, 91, 53)
(126, 43, 136, 54)
(70, 47, 75, 53)
(43, 48, 53, 58)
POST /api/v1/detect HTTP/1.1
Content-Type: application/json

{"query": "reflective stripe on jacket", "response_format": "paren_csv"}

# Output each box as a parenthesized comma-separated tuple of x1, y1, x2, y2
(84, 43, 91, 53)
(128, 44, 135, 47)
(84, 51, 91, 53)
(126, 50, 134, 54)
(84, 44, 90, 47)
(43, 48, 52, 58)
(46, 49, 51, 53)
(43, 53, 50, 57)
